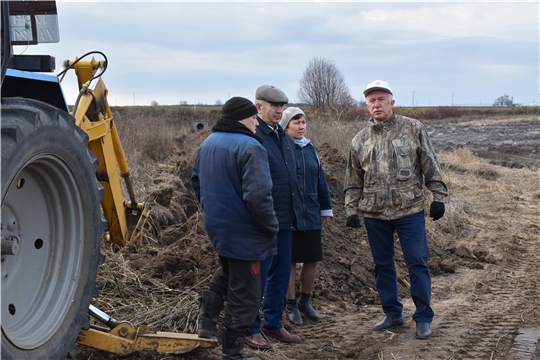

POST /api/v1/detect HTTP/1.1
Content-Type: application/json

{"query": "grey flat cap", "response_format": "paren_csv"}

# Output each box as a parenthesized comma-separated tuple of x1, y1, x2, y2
(255, 85, 289, 104)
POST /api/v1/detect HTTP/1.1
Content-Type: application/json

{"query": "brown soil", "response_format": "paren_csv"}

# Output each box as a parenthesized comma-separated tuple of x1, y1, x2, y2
(75, 118, 540, 360)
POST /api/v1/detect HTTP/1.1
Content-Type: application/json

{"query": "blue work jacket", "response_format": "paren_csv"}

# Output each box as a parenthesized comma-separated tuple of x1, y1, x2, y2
(192, 131, 278, 261)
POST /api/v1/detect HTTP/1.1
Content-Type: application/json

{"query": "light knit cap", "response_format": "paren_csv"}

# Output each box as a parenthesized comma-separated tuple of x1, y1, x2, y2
(279, 107, 306, 130)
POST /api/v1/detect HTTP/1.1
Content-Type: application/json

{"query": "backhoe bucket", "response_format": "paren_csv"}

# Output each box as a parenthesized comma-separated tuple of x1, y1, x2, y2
(125, 200, 150, 244)
(79, 305, 218, 355)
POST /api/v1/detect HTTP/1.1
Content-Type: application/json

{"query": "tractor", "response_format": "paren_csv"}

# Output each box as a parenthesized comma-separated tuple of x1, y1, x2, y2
(1, 1, 216, 358)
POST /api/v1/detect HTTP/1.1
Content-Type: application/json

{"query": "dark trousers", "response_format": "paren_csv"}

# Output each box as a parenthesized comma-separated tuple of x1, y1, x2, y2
(248, 230, 292, 334)
(364, 211, 434, 323)
(209, 255, 261, 332)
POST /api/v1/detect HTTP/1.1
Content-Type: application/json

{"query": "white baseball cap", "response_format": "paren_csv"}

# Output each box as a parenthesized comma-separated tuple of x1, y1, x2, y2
(363, 80, 393, 97)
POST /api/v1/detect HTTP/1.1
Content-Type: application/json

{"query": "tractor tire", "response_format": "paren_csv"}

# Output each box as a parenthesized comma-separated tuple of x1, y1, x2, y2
(1, 98, 105, 360)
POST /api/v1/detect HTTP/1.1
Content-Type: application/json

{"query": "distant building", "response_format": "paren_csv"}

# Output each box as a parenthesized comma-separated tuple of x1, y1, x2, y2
(493, 94, 513, 107)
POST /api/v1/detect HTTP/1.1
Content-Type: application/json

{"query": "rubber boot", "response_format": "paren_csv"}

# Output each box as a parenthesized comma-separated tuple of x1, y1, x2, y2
(198, 290, 224, 338)
(298, 293, 319, 321)
(222, 327, 261, 360)
(285, 298, 303, 326)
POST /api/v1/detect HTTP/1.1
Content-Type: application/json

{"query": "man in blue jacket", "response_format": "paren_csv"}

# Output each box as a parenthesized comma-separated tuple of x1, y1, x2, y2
(192, 96, 279, 360)
(245, 85, 304, 350)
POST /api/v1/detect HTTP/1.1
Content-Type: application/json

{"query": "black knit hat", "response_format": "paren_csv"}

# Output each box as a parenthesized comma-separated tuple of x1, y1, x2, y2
(221, 96, 258, 122)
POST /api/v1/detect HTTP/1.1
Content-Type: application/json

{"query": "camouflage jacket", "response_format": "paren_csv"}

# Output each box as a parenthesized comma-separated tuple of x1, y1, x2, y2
(344, 113, 448, 220)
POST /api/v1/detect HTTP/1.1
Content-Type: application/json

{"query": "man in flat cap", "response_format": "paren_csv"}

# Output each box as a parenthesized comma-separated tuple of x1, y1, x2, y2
(192, 96, 279, 359)
(245, 85, 303, 349)
(344, 80, 448, 340)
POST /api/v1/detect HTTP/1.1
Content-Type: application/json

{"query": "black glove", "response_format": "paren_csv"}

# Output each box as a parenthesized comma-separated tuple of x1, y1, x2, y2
(346, 215, 362, 228)
(429, 202, 445, 221)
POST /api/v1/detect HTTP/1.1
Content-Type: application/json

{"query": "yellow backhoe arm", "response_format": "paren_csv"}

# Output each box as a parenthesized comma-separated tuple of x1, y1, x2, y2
(62, 57, 216, 355)
(64, 57, 149, 247)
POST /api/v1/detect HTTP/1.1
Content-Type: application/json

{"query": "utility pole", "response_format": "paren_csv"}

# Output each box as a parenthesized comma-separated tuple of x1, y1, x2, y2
(412, 86, 415, 109)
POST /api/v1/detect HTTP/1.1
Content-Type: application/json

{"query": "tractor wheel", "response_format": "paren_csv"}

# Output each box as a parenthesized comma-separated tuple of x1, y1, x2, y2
(1, 98, 105, 359)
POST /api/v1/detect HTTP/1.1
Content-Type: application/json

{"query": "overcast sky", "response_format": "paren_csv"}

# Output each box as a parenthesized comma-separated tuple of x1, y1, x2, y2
(16, 1, 539, 107)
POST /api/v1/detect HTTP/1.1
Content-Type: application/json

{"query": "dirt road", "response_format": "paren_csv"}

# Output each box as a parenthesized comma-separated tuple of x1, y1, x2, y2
(200, 178, 540, 360)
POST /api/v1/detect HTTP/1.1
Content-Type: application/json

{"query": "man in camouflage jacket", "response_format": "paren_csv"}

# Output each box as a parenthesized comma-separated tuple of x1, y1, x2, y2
(344, 80, 448, 340)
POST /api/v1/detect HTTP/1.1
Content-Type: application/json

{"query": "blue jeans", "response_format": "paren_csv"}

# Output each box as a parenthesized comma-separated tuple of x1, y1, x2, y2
(248, 230, 292, 334)
(364, 211, 434, 323)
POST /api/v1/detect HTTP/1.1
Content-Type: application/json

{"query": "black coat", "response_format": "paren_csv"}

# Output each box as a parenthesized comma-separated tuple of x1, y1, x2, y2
(255, 117, 303, 230)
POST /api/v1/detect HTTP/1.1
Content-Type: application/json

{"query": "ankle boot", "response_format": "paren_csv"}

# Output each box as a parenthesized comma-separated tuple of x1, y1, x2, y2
(298, 293, 319, 321)
(222, 327, 261, 360)
(198, 290, 223, 338)
(285, 298, 303, 326)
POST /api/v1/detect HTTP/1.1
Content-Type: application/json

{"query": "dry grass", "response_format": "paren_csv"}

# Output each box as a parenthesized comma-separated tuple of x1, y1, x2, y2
(92, 243, 203, 333)
(87, 107, 212, 332)
(432, 148, 540, 253)
(307, 117, 363, 158)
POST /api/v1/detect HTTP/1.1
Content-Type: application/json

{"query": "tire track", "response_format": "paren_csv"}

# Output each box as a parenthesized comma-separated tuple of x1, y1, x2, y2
(381, 229, 540, 360)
